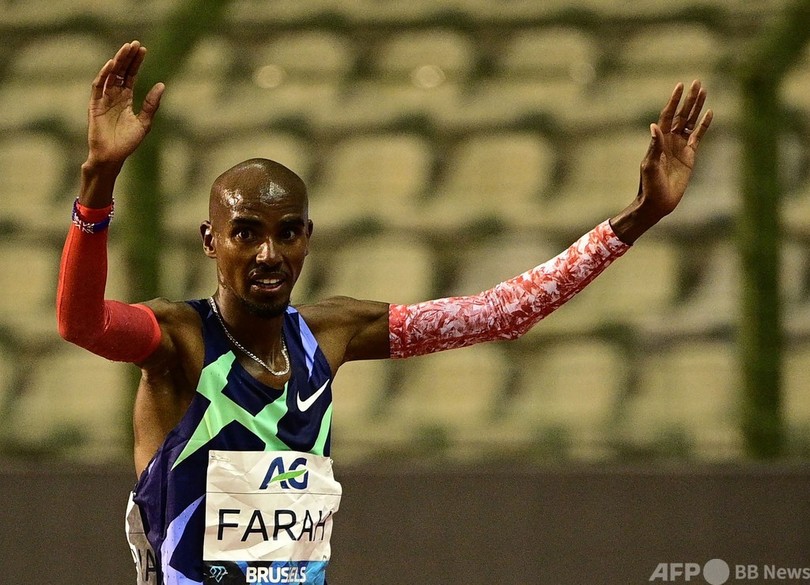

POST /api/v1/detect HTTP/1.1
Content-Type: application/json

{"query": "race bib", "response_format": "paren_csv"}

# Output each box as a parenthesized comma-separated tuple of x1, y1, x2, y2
(203, 450, 342, 585)
(125, 492, 158, 585)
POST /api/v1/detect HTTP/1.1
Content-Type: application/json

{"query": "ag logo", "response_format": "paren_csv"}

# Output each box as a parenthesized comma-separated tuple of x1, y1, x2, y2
(208, 565, 228, 583)
(260, 456, 309, 490)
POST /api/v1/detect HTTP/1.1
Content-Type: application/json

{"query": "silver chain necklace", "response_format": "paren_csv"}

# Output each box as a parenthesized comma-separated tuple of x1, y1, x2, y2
(208, 296, 290, 377)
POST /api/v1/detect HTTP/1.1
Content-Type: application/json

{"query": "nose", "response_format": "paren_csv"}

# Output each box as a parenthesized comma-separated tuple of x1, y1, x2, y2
(256, 237, 281, 265)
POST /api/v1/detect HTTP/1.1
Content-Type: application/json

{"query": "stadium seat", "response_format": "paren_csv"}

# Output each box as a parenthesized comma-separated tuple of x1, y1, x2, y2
(252, 32, 354, 83)
(323, 78, 463, 132)
(622, 340, 741, 458)
(498, 27, 597, 81)
(314, 233, 435, 304)
(785, 342, 810, 430)
(619, 24, 721, 77)
(470, 77, 588, 126)
(784, 183, 810, 240)
(174, 36, 234, 81)
(532, 237, 680, 336)
(645, 239, 738, 338)
(13, 344, 129, 460)
(782, 55, 810, 113)
(372, 30, 476, 83)
(337, 0, 464, 21)
(11, 35, 110, 79)
(226, 0, 343, 23)
(329, 360, 396, 461)
(450, 235, 562, 296)
(0, 79, 90, 131)
(0, 132, 67, 230)
(310, 133, 433, 230)
(383, 343, 510, 458)
(3, 0, 145, 25)
(424, 131, 554, 229)
(159, 246, 217, 302)
(541, 130, 647, 232)
(503, 339, 626, 458)
(0, 241, 59, 332)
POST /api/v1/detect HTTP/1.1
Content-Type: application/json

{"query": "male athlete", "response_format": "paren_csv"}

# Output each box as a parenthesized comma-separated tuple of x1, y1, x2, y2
(57, 41, 712, 585)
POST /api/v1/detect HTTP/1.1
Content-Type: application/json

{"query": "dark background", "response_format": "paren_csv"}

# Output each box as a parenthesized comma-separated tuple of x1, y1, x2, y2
(1, 463, 807, 584)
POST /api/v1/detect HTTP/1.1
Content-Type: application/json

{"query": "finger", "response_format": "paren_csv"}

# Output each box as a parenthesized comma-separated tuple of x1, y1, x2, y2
(91, 59, 114, 101)
(101, 43, 131, 92)
(123, 45, 147, 89)
(105, 40, 141, 92)
(137, 82, 165, 129)
(640, 124, 665, 198)
(648, 123, 664, 160)
(672, 80, 701, 134)
(658, 82, 684, 134)
(687, 109, 713, 149)
(641, 123, 664, 171)
(685, 87, 707, 130)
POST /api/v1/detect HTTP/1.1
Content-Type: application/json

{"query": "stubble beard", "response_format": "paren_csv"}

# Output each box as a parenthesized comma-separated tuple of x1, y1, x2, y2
(240, 295, 290, 319)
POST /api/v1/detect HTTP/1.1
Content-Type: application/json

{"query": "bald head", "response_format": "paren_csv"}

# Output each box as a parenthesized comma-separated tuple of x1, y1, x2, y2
(201, 158, 313, 319)
(209, 158, 307, 224)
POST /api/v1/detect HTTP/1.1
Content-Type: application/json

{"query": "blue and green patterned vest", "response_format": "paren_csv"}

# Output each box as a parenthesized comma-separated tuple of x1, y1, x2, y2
(131, 299, 334, 585)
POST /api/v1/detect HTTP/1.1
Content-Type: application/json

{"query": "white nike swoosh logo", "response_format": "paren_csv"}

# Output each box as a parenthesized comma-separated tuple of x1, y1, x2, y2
(297, 379, 330, 412)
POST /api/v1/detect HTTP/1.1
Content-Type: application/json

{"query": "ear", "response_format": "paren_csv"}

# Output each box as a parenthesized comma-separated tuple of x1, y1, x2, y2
(305, 219, 314, 256)
(201, 220, 216, 258)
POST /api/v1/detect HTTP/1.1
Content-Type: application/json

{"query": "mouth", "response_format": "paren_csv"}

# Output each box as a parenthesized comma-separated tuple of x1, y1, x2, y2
(249, 272, 287, 293)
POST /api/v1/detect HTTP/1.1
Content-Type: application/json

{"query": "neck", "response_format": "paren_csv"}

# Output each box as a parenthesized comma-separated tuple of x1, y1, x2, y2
(214, 288, 283, 327)
(209, 294, 287, 371)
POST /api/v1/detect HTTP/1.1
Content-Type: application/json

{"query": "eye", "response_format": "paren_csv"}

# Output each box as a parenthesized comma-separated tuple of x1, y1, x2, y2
(279, 224, 302, 241)
(234, 227, 254, 241)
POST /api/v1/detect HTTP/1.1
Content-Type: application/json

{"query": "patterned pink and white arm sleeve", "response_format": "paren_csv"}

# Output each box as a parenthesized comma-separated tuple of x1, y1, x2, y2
(388, 219, 630, 359)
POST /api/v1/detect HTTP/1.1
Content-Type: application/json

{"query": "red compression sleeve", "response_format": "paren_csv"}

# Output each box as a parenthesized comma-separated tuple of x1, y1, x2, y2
(56, 203, 161, 363)
(388, 219, 630, 359)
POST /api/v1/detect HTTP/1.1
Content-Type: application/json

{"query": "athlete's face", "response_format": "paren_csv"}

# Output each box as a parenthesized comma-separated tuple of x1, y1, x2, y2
(202, 165, 313, 318)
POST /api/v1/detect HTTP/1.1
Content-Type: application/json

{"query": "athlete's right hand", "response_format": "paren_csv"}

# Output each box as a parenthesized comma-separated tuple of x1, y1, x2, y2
(86, 40, 164, 168)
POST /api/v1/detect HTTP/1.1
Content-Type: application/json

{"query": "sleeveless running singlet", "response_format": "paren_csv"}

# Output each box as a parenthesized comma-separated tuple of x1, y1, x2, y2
(126, 299, 340, 585)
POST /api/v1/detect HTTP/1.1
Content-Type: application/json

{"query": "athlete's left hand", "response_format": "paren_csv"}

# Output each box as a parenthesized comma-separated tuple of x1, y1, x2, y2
(610, 80, 713, 244)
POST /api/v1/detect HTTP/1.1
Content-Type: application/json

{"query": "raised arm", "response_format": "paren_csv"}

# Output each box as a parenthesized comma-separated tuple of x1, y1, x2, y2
(611, 80, 713, 243)
(305, 80, 713, 367)
(79, 41, 164, 205)
(57, 41, 166, 362)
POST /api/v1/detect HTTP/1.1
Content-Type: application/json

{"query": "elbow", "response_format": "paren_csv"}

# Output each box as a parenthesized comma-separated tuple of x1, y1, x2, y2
(56, 309, 101, 349)
(58, 321, 83, 345)
(56, 306, 74, 342)
(495, 322, 530, 342)
(58, 322, 93, 348)
(502, 328, 525, 341)
(486, 294, 531, 341)
(491, 310, 537, 342)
